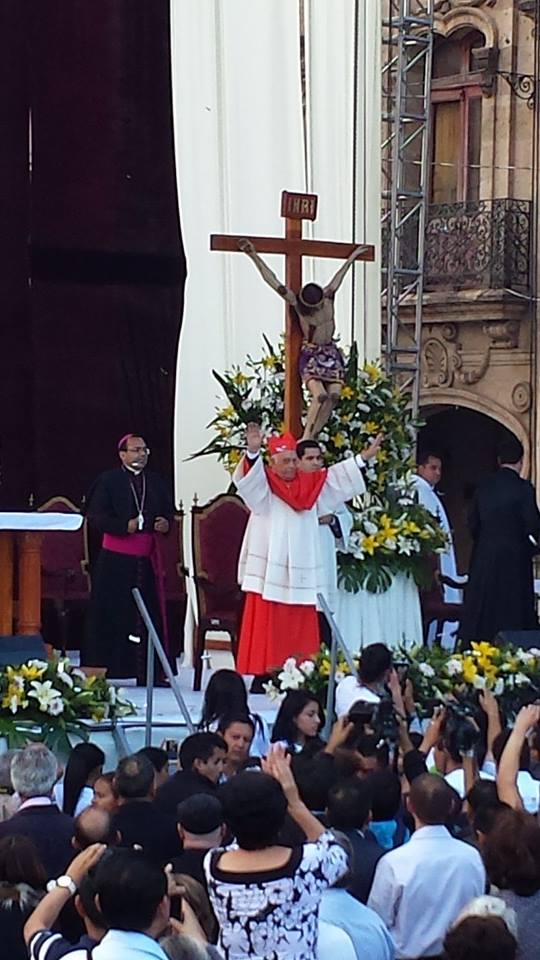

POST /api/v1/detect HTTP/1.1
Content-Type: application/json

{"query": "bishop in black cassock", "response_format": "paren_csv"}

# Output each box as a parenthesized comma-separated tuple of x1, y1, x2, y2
(84, 434, 173, 680)
(461, 438, 540, 644)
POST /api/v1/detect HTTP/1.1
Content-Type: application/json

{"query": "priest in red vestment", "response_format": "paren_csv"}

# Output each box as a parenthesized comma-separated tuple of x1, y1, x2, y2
(234, 423, 382, 678)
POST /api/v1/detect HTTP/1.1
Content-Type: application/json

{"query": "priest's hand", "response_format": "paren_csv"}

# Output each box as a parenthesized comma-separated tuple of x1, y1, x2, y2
(154, 517, 169, 534)
(361, 432, 383, 461)
(127, 518, 139, 533)
(246, 422, 263, 454)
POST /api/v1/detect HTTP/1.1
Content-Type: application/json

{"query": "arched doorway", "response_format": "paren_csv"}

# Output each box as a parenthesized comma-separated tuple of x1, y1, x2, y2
(418, 406, 520, 571)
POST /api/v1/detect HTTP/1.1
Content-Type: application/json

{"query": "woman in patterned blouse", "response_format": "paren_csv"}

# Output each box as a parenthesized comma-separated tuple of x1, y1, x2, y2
(204, 744, 348, 960)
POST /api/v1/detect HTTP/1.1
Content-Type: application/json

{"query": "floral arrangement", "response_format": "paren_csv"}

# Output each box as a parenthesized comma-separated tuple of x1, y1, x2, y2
(399, 641, 540, 719)
(263, 646, 355, 702)
(263, 641, 540, 721)
(193, 338, 447, 593)
(0, 655, 135, 754)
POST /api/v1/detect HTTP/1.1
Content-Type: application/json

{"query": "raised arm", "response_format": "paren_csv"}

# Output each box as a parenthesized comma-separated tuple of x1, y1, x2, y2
(479, 689, 502, 762)
(232, 423, 271, 514)
(262, 745, 325, 841)
(497, 704, 540, 810)
(24, 844, 106, 947)
(324, 245, 370, 296)
(238, 239, 297, 305)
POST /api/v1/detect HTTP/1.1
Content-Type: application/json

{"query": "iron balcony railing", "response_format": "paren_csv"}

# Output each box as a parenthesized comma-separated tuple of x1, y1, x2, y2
(382, 198, 531, 294)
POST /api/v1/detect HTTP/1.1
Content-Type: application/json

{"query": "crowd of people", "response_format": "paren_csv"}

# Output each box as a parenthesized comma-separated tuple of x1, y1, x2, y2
(0, 657, 539, 960)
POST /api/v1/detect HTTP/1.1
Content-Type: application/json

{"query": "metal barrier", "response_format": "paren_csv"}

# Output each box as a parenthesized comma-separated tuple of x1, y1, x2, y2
(132, 587, 196, 745)
(317, 593, 359, 739)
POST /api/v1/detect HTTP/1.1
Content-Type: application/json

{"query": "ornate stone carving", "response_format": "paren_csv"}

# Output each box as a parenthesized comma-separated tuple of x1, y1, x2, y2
(453, 348, 491, 386)
(512, 382, 532, 413)
(441, 323, 458, 342)
(422, 329, 492, 390)
(483, 320, 520, 349)
(422, 338, 453, 388)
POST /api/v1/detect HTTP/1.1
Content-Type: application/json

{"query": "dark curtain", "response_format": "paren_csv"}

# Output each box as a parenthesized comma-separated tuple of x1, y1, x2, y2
(0, 0, 185, 509)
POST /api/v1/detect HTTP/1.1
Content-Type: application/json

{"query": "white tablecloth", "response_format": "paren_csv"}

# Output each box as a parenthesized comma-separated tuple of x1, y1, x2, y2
(0, 512, 83, 531)
(333, 572, 422, 653)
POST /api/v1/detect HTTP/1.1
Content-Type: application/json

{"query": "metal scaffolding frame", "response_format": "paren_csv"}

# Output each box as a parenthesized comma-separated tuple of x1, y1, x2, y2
(382, 0, 434, 417)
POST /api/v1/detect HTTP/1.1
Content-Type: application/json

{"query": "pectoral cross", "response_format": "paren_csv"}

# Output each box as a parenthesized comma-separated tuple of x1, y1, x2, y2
(211, 191, 375, 438)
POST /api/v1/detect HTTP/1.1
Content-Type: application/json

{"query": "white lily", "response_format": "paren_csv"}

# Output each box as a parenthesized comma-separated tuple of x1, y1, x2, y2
(48, 698, 64, 716)
(28, 679, 64, 712)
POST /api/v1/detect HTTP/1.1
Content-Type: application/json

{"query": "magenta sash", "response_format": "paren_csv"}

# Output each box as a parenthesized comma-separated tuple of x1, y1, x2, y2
(102, 532, 170, 654)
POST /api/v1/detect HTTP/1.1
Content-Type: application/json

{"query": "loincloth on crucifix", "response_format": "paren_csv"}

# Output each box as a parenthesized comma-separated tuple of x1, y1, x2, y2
(299, 340, 345, 384)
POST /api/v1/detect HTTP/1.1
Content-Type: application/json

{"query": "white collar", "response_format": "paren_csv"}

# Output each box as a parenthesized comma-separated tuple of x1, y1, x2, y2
(413, 474, 434, 492)
(18, 796, 53, 811)
(123, 464, 143, 476)
(410, 824, 450, 840)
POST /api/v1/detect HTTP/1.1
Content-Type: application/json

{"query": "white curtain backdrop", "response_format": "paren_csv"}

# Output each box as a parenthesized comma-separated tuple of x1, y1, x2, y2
(170, 0, 382, 507)
(170, 0, 305, 507)
(303, 0, 381, 359)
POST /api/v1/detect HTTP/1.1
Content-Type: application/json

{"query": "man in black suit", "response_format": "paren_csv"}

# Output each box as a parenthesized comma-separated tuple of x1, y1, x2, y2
(461, 437, 540, 643)
(84, 433, 173, 680)
(0, 744, 73, 878)
(155, 733, 226, 817)
(112, 754, 181, 866)
(326, 777, 384, 904)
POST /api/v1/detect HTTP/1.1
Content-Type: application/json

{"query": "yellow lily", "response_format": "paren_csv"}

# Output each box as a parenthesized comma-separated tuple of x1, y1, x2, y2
(361, 534, 378, 556)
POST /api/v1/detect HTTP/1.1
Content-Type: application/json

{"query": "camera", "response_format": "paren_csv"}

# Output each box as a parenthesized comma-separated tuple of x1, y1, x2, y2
(347, 692, 400, 747)
(444, 700, 480, 755)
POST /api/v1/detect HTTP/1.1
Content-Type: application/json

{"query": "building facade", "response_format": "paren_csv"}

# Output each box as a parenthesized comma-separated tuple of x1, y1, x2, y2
(393, 0, 538, 566)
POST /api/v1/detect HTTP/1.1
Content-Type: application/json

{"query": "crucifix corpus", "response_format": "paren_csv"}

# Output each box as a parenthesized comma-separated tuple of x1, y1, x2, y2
(210, 190, 375, 439)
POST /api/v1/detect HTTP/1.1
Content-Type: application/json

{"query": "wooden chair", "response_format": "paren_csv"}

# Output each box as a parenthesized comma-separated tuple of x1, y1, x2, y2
(191, 493, 249, 690)
(419, 554, 463, 646)
(37, 496, 90, 651)
(159, 510, 188, 661)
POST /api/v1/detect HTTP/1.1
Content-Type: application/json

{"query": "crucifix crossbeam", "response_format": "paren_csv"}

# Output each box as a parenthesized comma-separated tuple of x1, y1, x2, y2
(211, 190, 375, 437)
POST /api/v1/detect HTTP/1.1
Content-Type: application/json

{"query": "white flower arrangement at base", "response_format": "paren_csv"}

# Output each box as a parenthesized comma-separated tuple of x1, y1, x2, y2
(0, 654, 135, 754)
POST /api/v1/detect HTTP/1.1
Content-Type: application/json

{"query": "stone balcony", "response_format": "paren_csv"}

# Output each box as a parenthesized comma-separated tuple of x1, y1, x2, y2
(383, 198, 534, 431)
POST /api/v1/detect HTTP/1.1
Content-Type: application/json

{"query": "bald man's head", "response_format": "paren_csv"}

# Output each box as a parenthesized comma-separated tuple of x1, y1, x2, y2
(73, 805, 117, 850)
(408, 773, 456, 826)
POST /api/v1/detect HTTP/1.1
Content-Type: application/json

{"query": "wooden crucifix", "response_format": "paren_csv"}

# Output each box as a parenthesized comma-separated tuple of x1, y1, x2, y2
(211, 190, 375, 438)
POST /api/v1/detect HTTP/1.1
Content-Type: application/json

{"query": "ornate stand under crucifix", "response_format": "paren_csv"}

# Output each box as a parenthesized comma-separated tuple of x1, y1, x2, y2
(211, 191, 375, 439)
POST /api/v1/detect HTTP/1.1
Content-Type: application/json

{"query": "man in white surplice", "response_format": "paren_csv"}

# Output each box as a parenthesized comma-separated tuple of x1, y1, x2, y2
(296, 439, 353, 615)
(234, 424, 381, 679)
(412, 451, 466, 649)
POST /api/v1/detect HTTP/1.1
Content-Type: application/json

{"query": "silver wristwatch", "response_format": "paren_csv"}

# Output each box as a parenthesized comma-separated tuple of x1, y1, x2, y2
(46, 875, 77, 895)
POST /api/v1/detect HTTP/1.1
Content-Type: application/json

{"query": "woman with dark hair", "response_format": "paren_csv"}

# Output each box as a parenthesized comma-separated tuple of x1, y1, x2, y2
(199, 669, 269, 756)
(443, 896, 518, 960)
(54, 742, 105, 816)
(204, 745, 347, 960)
(0, 835, 46, 960)
(91, 771, 119, 814)
(483, 808, 540, 959)
(271, 689, 325, 755)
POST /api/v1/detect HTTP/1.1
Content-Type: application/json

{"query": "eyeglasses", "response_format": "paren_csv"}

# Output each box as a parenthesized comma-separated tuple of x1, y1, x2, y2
(126, 446, 150, 454)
